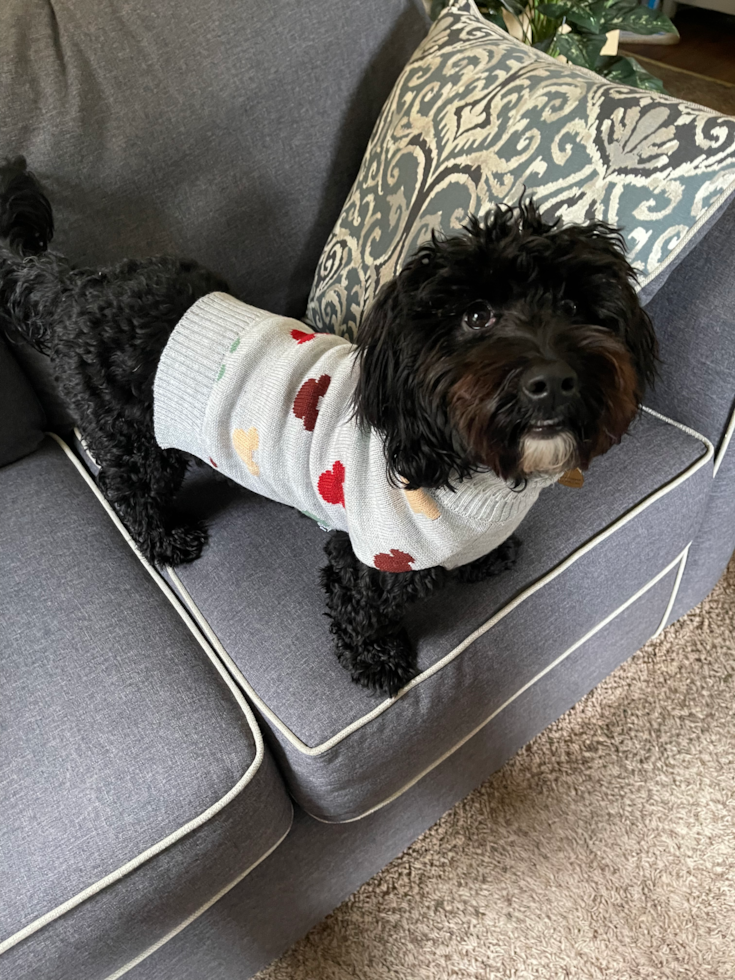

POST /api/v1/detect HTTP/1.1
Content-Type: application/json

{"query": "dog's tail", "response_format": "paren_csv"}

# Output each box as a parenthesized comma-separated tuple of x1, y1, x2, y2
(0, 156, 53, 255)
(0, 157, 60, 352)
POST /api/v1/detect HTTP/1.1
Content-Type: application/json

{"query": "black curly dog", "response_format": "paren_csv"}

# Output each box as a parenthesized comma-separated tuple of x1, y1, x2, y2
(0, 158, 657, 696)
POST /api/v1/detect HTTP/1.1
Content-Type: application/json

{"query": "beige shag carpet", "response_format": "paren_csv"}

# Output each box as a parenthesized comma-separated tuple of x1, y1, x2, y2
(258, 556, 735, 980)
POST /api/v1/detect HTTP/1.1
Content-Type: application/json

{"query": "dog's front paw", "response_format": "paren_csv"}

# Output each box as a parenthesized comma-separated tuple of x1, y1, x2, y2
(145, 521, 209, 567)
(336, 628, 419, 698)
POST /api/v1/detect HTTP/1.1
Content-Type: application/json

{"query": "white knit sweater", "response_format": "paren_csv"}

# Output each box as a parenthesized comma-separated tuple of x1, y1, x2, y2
(153, 293, 556, 571)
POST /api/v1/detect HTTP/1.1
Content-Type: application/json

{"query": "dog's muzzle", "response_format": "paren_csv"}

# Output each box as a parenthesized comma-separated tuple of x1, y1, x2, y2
(519, 428, 578, 475)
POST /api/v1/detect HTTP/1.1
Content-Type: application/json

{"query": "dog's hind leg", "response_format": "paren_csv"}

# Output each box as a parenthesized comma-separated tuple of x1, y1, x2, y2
(321, 531, 447, 697)
(86, 418, 207, 568)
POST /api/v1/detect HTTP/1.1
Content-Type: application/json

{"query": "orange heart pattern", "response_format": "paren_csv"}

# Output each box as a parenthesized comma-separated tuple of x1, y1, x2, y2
(232, 426, 260, 476)
(403, 486, 440, 521)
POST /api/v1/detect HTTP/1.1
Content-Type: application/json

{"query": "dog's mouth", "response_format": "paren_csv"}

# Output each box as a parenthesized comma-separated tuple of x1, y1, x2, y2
(519, 424, 579, 475)
(528, 416, 564, 433)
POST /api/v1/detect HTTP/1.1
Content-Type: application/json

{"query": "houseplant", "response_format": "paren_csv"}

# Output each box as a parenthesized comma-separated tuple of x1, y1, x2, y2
(430, 0, 678, 91)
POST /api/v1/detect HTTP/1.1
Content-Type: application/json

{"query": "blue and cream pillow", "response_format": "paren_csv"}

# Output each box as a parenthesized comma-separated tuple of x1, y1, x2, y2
(305, 0, 735, 340)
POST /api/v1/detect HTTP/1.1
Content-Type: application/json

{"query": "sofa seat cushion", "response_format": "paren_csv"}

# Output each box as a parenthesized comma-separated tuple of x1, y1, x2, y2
(305, 0, 735, 340)
(0, 438, 292, 980)
(162, 407, 712, 822)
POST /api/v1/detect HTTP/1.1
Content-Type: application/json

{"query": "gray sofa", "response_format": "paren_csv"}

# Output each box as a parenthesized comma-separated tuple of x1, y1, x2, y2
(2, 2, 734, 979)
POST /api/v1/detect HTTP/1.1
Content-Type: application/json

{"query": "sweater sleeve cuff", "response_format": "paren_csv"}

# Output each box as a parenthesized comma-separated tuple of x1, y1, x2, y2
(153, 292, 242, 458)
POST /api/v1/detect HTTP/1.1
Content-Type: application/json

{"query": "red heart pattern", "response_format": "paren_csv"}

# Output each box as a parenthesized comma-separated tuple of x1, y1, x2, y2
(291, 328, 315, 344)
(374, 549, 415, 573)
(318, 461, 346, 507)
(293, 374, 331, 432)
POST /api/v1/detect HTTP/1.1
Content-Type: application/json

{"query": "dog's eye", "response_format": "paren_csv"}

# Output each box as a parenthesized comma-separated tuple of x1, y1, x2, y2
(560, 298, 577, 317)
(462, 300, 497, 330)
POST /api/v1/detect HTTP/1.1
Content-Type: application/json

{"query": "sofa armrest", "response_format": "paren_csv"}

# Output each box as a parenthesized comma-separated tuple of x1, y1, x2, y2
(643, 198, 735, 455)
(641, 198, 735, 621)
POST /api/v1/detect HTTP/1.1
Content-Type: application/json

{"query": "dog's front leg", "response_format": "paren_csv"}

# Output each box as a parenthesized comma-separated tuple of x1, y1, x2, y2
(321, 531, 447, 698)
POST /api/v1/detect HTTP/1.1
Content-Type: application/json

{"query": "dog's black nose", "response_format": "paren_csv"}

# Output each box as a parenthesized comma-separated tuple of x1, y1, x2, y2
(520, 359, 579, 410)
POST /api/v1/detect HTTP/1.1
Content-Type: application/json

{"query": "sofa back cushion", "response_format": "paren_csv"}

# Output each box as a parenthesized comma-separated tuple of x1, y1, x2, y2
(0, 338, 45, 466)
(0, 0, 428, 322)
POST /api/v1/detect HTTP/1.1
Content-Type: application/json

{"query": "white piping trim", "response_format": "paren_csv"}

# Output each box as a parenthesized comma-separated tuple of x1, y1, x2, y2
(101, 813, 294, 980)
(166, 405, 713, 757)
(647, 400, 735, 481)
(641, 404, 714, 449)
(0, 434, 284, 958)
(653, 544, 690, 638)
(308, 548, 689, 824)
(73, 426, 100, 469)
(714, 401, 735, 479)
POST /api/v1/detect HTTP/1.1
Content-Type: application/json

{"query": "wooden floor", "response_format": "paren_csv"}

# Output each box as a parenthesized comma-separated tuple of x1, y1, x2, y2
(621, 6, 735, 85)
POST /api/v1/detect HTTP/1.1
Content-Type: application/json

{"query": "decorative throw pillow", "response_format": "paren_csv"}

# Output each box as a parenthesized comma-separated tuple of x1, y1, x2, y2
(305, 0, 735, 340)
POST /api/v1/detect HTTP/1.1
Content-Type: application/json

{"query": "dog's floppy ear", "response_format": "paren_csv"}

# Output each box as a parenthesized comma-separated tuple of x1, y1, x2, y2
(621, 299, 658, 393)
(558, 221, 659, 393)
(352, 278, 402, 434)
(353, 273, 460, 490)
(587, 225, 659, 393)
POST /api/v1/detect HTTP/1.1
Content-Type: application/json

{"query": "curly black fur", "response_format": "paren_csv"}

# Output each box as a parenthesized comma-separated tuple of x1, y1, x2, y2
(0, 158, 228, 566)
(354, 203, 657, 489)
(321, 531, 520, 693)
(0, 156, 53, 256)
(0, 159, 657, 697)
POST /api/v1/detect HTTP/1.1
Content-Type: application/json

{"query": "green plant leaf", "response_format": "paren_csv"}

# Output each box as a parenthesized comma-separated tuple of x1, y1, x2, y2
(564, 7, 605, 33)
(496, 0, 527, 19)
(601, 4, 678, 34)
(533, 35, 556, 52)
(555, 31, 608, 69)
(474, 0, 505, 13)
(486, 9, 510, 28)
(435, 0, 672, 92)
(589, 0, 639, 14)
(597, 54, 667, 91)
(537, 2, 574, 18)
(475, 1, 510, 30)
(429, 0, 448, 20)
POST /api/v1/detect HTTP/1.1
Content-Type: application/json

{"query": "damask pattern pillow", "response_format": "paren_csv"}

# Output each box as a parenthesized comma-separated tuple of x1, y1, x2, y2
(305, 0, 735, 340)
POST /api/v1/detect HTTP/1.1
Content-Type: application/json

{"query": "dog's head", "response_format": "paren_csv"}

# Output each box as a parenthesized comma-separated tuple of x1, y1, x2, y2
(353, 201, 658, 489)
